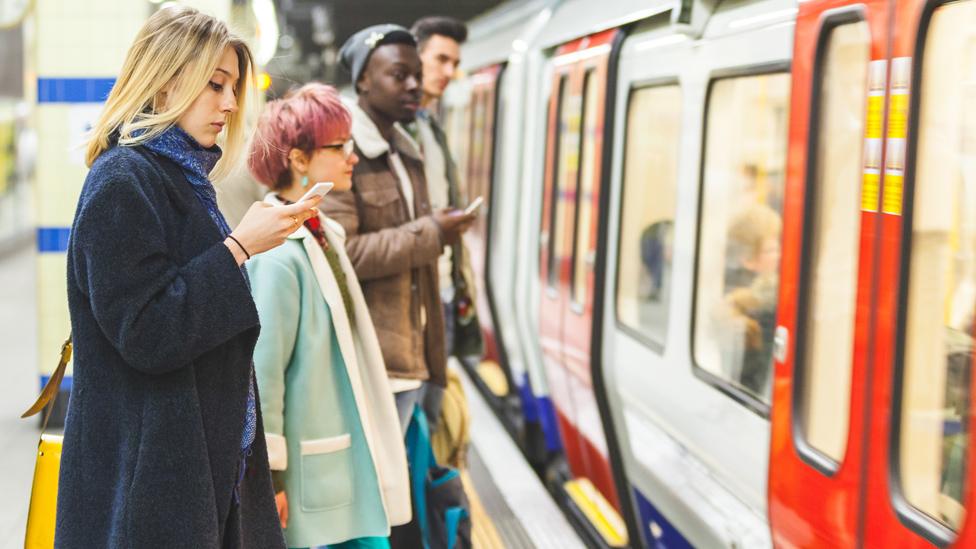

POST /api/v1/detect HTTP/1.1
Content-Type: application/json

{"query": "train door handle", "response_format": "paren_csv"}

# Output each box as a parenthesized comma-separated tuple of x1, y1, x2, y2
(774, 326, 789, 364)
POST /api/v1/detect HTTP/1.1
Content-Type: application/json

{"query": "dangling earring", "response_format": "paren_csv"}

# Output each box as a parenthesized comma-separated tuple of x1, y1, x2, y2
(301, 175, 309, 188)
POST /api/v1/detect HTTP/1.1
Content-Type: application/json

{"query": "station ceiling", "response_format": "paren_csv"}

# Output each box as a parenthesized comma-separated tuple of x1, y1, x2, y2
(268, 0, 504, 94)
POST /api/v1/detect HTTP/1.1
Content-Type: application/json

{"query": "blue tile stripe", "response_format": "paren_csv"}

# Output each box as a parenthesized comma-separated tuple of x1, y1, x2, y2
(37, 227, 71, 253)
(40, 374, 73, 392)
(37, 77, 115, 103)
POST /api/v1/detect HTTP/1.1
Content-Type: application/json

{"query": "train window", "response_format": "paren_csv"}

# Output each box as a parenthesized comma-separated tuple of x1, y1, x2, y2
(615, 84, 682, 350)
(547, 75, 580, 288)
(896, 0, 976, 533)
(571, 69, 600, 307)
(693, 71, 790, 406)
(469, 91, 489, 202)
(796, 19, 870, 466)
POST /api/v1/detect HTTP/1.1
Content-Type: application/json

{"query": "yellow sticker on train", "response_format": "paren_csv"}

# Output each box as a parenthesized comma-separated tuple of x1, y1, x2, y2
(862, 170, 880, 212)
(866, 95, 884, 140)
(883, 173, 904, 215)
(887, 93, 908, 139)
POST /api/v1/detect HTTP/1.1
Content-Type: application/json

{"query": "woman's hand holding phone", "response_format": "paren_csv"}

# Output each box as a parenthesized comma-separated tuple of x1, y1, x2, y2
(225, 196, 322, 264)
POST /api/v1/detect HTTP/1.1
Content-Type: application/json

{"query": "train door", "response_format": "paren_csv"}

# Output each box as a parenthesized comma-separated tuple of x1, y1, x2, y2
(538, 28, 627, 546)
(859, 0, 976, 546)
(461, 64, 520, 400)
(768, 0, 890, 546)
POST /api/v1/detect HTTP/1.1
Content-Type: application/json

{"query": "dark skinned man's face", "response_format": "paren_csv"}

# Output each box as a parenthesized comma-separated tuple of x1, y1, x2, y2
(359, 43, 423, 123)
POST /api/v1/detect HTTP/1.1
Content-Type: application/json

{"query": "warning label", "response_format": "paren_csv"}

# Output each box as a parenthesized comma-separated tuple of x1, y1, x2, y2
(861, 60, 887, 212)
(882, 57, 911, 216)
(862, 170, 881, 212)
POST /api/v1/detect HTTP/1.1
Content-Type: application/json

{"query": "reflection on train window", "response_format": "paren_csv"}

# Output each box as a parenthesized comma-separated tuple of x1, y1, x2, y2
(898, 0, 975, 531)
(548, 75, 580, 288)
(615, 84, 681, 349)
(798, 20, 870, 465)
(571, 69, 600, 307)
(468, 91, 490, 203)
(693, 72, 790, 404)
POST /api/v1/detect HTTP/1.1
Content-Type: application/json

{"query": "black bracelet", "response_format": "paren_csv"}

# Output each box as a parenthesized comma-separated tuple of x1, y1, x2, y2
(227, 235, 250, 260)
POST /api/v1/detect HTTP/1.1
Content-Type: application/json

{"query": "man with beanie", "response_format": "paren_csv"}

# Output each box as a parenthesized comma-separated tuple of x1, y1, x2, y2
(325, 24, 474, 434)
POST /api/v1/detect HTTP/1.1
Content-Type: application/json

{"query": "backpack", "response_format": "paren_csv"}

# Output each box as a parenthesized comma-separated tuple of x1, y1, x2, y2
(396, 405, 472, 549)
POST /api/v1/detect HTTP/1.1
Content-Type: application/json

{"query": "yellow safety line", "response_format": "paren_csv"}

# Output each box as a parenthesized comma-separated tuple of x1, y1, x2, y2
(461, 469, 506, 549)
(477, 360, 509, 397)
(564, 478, 628, 547)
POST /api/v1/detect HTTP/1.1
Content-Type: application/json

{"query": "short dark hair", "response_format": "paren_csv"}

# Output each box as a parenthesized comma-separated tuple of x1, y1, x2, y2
(411, 16, 467, 50)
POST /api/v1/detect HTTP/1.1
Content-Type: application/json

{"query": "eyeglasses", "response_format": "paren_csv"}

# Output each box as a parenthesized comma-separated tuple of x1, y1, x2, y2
(320, 139, 355, 159)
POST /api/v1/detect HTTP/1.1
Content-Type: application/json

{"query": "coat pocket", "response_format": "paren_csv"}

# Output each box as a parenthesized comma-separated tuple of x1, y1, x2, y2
(299, 434, 354, 512)
(359, 187, 404, 227)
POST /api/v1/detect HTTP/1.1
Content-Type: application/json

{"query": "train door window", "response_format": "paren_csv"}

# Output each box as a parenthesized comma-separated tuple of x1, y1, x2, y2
(570, 69, 600, 307)
(796, 18, 871, 466)
(896, 0, 976, 533)
(547, 75, 580, 288)
(469, 91, 489, 201)
(693, 71, 790, 406)
(615, 84, 682, 350)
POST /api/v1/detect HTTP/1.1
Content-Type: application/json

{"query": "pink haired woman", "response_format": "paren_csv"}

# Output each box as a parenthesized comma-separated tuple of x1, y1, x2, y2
(247, 83, 410, 549)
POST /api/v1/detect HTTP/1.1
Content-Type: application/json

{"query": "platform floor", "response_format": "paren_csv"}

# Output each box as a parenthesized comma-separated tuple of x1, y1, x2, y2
(0, 242, 581, 548)
(0, 243, 40, 549)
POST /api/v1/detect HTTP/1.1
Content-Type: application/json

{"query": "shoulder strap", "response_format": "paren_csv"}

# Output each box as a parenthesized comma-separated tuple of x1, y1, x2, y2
(22, 334, 72, 434)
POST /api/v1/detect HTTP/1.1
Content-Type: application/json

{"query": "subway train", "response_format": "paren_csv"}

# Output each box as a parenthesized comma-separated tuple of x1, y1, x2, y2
(437, 0, 976, 547)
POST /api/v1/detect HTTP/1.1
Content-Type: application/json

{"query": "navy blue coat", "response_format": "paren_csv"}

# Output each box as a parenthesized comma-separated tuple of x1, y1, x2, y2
(57, 144, 285, 548)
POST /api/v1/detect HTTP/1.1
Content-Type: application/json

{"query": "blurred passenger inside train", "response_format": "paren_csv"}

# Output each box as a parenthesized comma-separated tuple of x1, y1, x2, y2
(324, 24, 475, 434)
(718, 203, 782, 398)
(407, 15, 484, 429)
(247, 83, 411, 549)
(639, 220, 674, 303)
(58, 6, 320, 547)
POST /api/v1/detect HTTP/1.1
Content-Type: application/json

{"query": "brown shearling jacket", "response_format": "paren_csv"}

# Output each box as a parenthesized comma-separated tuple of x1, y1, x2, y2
(322, 101, 448, 387)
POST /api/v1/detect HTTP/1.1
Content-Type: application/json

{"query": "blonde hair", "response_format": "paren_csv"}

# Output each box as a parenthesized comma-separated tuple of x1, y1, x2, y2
(86, 5, 254, 180)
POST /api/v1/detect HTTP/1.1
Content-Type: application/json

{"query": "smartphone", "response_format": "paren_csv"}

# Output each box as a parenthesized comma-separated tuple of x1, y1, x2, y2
(298, 181, 334, 203)
(463, 196, 484, 216)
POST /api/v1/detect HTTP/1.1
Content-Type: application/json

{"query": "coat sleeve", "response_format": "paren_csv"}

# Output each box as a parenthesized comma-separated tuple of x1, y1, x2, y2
(248, 253, 301, 471)
(322, 187, 444, 281)
(71, 166, 258, 376)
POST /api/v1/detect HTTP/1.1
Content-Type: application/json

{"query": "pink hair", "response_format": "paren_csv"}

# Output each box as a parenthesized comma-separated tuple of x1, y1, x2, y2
(248, 83, 352, 189)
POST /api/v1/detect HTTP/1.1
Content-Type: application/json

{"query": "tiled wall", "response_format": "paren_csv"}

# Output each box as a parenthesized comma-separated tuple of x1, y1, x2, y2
(32, 0, 234, 387)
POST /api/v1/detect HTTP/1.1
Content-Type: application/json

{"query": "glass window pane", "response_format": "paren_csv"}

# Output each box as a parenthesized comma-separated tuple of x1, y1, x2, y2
(899, 0, 976, 531)
(549, 76, 581, 287)
(572, 70, 601, 305)
(798, 20, 871, 464)
(693, 72, 791, 404)
(616, 85, 682, 348)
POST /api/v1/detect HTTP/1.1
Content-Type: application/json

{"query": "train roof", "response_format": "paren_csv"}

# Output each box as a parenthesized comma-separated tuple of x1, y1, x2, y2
(533, 0, 681, 49)
(461, 0, 558, 71)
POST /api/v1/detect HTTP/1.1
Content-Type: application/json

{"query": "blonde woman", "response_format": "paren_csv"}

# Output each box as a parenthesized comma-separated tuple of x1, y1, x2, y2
(57, 6, 319, 547)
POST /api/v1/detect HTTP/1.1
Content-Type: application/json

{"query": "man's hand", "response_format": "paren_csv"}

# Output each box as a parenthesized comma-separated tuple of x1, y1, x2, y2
(432, 208, 475, 245)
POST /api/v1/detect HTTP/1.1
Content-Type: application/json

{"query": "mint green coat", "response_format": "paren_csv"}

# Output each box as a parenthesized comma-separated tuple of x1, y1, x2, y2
(249, 196, 411, 548)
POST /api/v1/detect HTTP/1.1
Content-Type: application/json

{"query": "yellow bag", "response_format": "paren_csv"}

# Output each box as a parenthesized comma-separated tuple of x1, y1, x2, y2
(430, 369, 470, 469)
(22, 335, 72, 549)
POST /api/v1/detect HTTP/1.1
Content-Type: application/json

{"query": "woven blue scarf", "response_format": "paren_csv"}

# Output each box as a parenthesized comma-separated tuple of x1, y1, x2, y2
(142, 125, 257, 454)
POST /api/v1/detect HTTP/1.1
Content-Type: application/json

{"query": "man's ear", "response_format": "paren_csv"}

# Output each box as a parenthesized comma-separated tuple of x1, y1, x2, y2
(357, 73, 369, 95)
